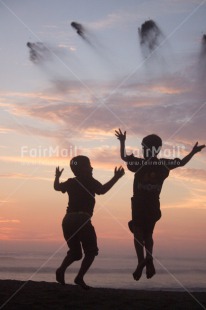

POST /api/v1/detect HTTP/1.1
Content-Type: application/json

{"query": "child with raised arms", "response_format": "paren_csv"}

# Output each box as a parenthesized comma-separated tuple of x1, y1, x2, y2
(115, 129, 205, 281)
(54, 155, 124, 289)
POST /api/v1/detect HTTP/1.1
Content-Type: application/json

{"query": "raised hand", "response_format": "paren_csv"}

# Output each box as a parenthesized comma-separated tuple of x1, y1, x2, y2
(115, 129, 126, 142)
(114, 166, 125, 179)
(192, 142, 205, 154)
(55, 166, 64, 178)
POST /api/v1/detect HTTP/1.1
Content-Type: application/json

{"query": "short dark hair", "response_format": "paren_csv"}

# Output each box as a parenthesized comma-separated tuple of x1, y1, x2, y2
(142, 134, 162, 152)
(70, 155, 90, 176)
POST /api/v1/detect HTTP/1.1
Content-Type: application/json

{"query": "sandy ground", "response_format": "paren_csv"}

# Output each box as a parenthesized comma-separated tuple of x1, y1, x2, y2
(0, 280, 205, 310)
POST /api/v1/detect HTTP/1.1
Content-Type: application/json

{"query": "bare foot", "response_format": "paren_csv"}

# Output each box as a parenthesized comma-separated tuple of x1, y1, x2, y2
(146, 259, 156, 279)
(74, 276, 91, 290)
(56, 268, 65, 285)
(133, 259, 146, 281)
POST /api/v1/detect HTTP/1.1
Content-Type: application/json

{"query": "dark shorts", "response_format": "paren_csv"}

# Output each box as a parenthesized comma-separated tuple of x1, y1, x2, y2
(62, 213, 98, 259)
(128, 219, 156, 236)
(130, 196, 161, 234)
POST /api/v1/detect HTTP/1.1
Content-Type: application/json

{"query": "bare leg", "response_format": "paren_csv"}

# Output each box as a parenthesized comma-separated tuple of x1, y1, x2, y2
(145, 234, 153, 260)
(133, 228, 146, 281)
(145, 234, 156, 279)
(74, 254, 95, 290)
(56, 253, 81, 285)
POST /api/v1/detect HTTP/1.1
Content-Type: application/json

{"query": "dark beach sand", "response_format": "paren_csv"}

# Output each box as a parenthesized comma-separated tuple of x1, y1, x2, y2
(0, 280, 205, 310)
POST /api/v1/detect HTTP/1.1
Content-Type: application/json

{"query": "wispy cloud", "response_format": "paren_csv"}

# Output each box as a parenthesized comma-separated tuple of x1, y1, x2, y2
(1, 55, 206, 149)
(0, 217, 20, 224)
(87, 0, 197, 31)
(0, 127, 14, 134)
(0, 173, 51, 181)
(173, 168, 206, 183)
(88, 12, 136, 30)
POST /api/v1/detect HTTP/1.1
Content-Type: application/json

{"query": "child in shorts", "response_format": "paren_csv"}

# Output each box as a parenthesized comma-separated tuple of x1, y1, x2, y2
(54, 155, 124, 289)
(115, 129, 205, 281)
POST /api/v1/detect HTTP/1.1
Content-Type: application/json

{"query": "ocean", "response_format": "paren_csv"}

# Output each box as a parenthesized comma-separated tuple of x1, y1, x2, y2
(0, 251, 205, 292)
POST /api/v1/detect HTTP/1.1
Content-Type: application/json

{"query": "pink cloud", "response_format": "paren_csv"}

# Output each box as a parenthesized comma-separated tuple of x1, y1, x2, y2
(172, 168, 206, 183)
(0, 218, 20, 224)
(0, 63, 205, 149)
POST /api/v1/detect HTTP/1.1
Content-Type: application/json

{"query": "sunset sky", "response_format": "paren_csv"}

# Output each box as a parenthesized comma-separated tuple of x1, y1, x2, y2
(0, 0, 206, 259)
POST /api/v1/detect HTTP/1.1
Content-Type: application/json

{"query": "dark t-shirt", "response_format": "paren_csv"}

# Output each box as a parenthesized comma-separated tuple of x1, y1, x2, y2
(58, 176, 102, 216)
(126, 155, 181, 223)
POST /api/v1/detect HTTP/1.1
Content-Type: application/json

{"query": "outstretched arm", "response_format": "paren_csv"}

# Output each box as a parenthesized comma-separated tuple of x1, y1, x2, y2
(54, 166, 64, 191)
(115, 129, 127, 161)
(96, 166, 125, 195)
(180, 142, 205, 166)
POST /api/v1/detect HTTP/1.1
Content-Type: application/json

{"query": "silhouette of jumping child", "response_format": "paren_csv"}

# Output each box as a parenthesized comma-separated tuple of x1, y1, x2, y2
(115, 129, 205, 281)
(54, 155, 124, 289)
